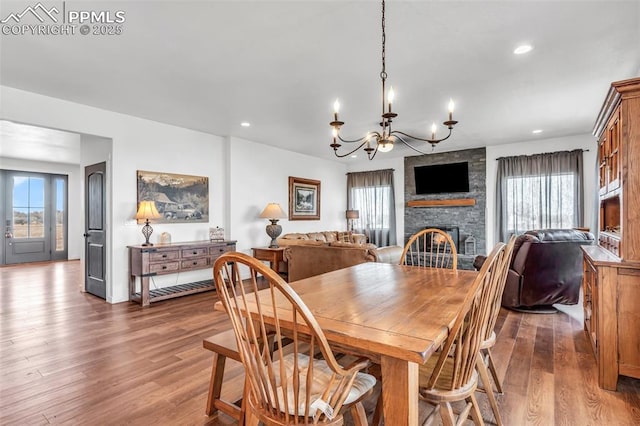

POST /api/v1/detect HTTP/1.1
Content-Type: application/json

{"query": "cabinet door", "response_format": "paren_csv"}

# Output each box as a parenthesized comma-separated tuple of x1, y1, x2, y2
(583, 258, 598, 354)
(606, 111, 621, 192)
(598, 136, 608, 195)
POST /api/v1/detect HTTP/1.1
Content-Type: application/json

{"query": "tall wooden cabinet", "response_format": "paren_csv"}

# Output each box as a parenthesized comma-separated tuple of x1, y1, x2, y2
(582, 77, 640, 390)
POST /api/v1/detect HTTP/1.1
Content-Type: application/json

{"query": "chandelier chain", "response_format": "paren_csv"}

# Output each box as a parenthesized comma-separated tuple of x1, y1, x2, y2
(380, 0, 386, 80)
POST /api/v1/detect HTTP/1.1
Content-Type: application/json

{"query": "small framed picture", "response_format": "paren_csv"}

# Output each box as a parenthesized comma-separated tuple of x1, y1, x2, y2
(209, 227, 225, 241)
(288, 176, 320, 220)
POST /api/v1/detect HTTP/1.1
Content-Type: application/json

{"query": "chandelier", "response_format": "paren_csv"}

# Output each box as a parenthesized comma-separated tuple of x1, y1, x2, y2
(330, 0, 459, 160)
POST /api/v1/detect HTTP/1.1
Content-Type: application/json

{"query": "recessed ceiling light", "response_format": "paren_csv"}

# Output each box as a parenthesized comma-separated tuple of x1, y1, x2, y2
(350, 155, 358, 158)
(514, 44, 533, 55)
(240, 122, 251, 127)
(532, 129, 543, 134)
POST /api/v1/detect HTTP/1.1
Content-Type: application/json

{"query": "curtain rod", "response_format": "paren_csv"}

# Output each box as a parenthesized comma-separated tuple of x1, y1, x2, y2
(346, 168, 395, 175)
(496, 148, 589, 161)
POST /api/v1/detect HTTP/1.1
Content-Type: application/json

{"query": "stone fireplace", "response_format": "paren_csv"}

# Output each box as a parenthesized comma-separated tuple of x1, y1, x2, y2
(405, 148, 486, 270)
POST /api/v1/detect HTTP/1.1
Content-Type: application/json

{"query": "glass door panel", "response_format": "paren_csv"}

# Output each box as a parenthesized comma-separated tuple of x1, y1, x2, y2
(52, 176, 68, 260)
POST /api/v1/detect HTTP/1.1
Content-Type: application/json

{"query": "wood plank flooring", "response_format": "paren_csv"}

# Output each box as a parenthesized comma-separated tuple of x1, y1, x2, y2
(1, 260, 639, 425)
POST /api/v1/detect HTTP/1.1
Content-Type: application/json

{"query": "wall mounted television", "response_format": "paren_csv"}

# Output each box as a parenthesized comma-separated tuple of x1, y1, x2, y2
(414, 162, 469, 194)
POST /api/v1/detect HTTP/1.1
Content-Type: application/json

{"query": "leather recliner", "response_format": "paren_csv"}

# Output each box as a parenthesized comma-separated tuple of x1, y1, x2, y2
(475, 229, 595, 311)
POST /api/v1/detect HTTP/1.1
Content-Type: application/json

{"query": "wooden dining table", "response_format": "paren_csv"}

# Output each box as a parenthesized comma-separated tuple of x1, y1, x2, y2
(215, 261, 478, 425)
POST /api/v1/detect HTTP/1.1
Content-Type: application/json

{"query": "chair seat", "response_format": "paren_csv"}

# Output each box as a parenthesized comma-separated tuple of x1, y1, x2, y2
(272, 353, 376, 418)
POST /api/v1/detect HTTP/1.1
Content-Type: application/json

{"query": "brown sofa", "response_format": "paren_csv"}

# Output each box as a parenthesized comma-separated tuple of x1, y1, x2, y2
(278, 231, 403, 281)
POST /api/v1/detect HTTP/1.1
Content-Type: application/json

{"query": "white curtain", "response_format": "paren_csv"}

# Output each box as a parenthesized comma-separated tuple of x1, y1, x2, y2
(347, 169, 396, 246)
(495, 149, 584, 243)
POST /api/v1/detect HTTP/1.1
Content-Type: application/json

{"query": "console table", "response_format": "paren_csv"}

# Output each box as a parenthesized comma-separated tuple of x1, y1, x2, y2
(128, 240, 236, 307)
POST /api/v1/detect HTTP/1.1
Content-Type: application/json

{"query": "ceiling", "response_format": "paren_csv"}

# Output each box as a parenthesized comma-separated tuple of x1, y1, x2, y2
(1, 1, 639, 163)
(0, 120, 81, 164)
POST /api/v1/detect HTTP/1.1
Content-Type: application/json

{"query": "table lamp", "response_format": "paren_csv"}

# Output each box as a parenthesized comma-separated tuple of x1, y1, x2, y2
(259, 203, 287, 248)
(346, 209, 359, 232)
(135, 200, 161, 246)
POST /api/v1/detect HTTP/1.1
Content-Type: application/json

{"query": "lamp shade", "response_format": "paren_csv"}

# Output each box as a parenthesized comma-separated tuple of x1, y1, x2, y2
(259, 203, 287, 220)
(346, 209, 360, 219)
(135, 201, 161, 220)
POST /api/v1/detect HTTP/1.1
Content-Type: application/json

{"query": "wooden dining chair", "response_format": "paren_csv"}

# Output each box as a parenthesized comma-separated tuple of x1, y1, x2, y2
(370, 242, 507, 426)
(474, 235, 516, 426)
(400, 228, 458, 269)
(417, 241, 508, 426)
(213, 252, 376, 425)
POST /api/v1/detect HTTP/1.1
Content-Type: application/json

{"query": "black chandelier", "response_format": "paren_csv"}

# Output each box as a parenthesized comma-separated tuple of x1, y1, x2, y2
(330, 0, 459, 160)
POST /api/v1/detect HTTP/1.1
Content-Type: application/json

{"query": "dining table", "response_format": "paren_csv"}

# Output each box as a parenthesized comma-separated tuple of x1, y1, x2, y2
(215, 261, 478, 425)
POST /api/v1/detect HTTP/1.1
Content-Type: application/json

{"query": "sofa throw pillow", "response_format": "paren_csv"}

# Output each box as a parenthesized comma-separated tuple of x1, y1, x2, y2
(337, 231, 352, 243)
(282, 233, 309, 240)
(307, 232, 327, 242)
(323, 232, 338, 243)
(351, 233, 367, 244)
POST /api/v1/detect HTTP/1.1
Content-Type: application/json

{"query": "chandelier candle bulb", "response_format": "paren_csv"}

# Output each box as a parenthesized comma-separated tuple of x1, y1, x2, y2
(388, 86, 395, 112)
(448, 99, 455, 121)
(431, 122, 437, 139)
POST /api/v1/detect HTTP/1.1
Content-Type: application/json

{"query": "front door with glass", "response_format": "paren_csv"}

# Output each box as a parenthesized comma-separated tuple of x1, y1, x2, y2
(2, 170, 68, 264)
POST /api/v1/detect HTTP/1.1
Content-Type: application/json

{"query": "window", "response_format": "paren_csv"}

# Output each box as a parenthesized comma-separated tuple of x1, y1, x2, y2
(347, 169, 396, 246)
(350, 186, 392, 229)
(12, 176, 45, 239)
(496, 150, 584, 242)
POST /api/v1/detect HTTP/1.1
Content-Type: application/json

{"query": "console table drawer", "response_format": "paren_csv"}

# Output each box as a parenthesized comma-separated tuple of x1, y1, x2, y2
(150, 262, 180, 274)
(182, 248, 208, 258)
(150, 250, 180, 262)
(210, 245, 233, 257)
(182, 258, 209, 269)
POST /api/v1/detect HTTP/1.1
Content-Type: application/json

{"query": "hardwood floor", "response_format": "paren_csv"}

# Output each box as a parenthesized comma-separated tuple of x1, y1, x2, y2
(1, 260, 639, 425)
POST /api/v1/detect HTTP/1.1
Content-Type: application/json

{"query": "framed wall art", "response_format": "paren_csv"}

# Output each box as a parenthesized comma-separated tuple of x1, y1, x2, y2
(288, 176, 320, 220)
(137, 170, 209, 223)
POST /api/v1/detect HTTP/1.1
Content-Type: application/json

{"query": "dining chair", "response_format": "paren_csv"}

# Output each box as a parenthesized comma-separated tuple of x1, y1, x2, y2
(213, 252, 376, 425)
(416, 241, 507, 426)
(400, 228, 458, 269)
(474, 235, 516, 426)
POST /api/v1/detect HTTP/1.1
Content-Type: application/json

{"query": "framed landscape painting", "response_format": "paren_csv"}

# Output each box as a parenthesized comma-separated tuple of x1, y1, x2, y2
(288, 176, 320, 220)
(137, 170, 209, 223)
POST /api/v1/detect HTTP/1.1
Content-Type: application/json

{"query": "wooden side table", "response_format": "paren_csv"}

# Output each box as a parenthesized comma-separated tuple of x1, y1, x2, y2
(251, 247, 287, 276)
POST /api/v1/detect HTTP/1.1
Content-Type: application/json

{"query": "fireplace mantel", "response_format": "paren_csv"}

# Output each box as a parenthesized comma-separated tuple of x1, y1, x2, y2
(407, 198, 476, 208)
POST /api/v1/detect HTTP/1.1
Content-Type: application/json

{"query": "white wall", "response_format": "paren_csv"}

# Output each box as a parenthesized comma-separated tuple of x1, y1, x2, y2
(486, 134, 597, 249)
(0, 157, 82, 259)
(228, 137, 348, 255)
(346, 156, 405, 245)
